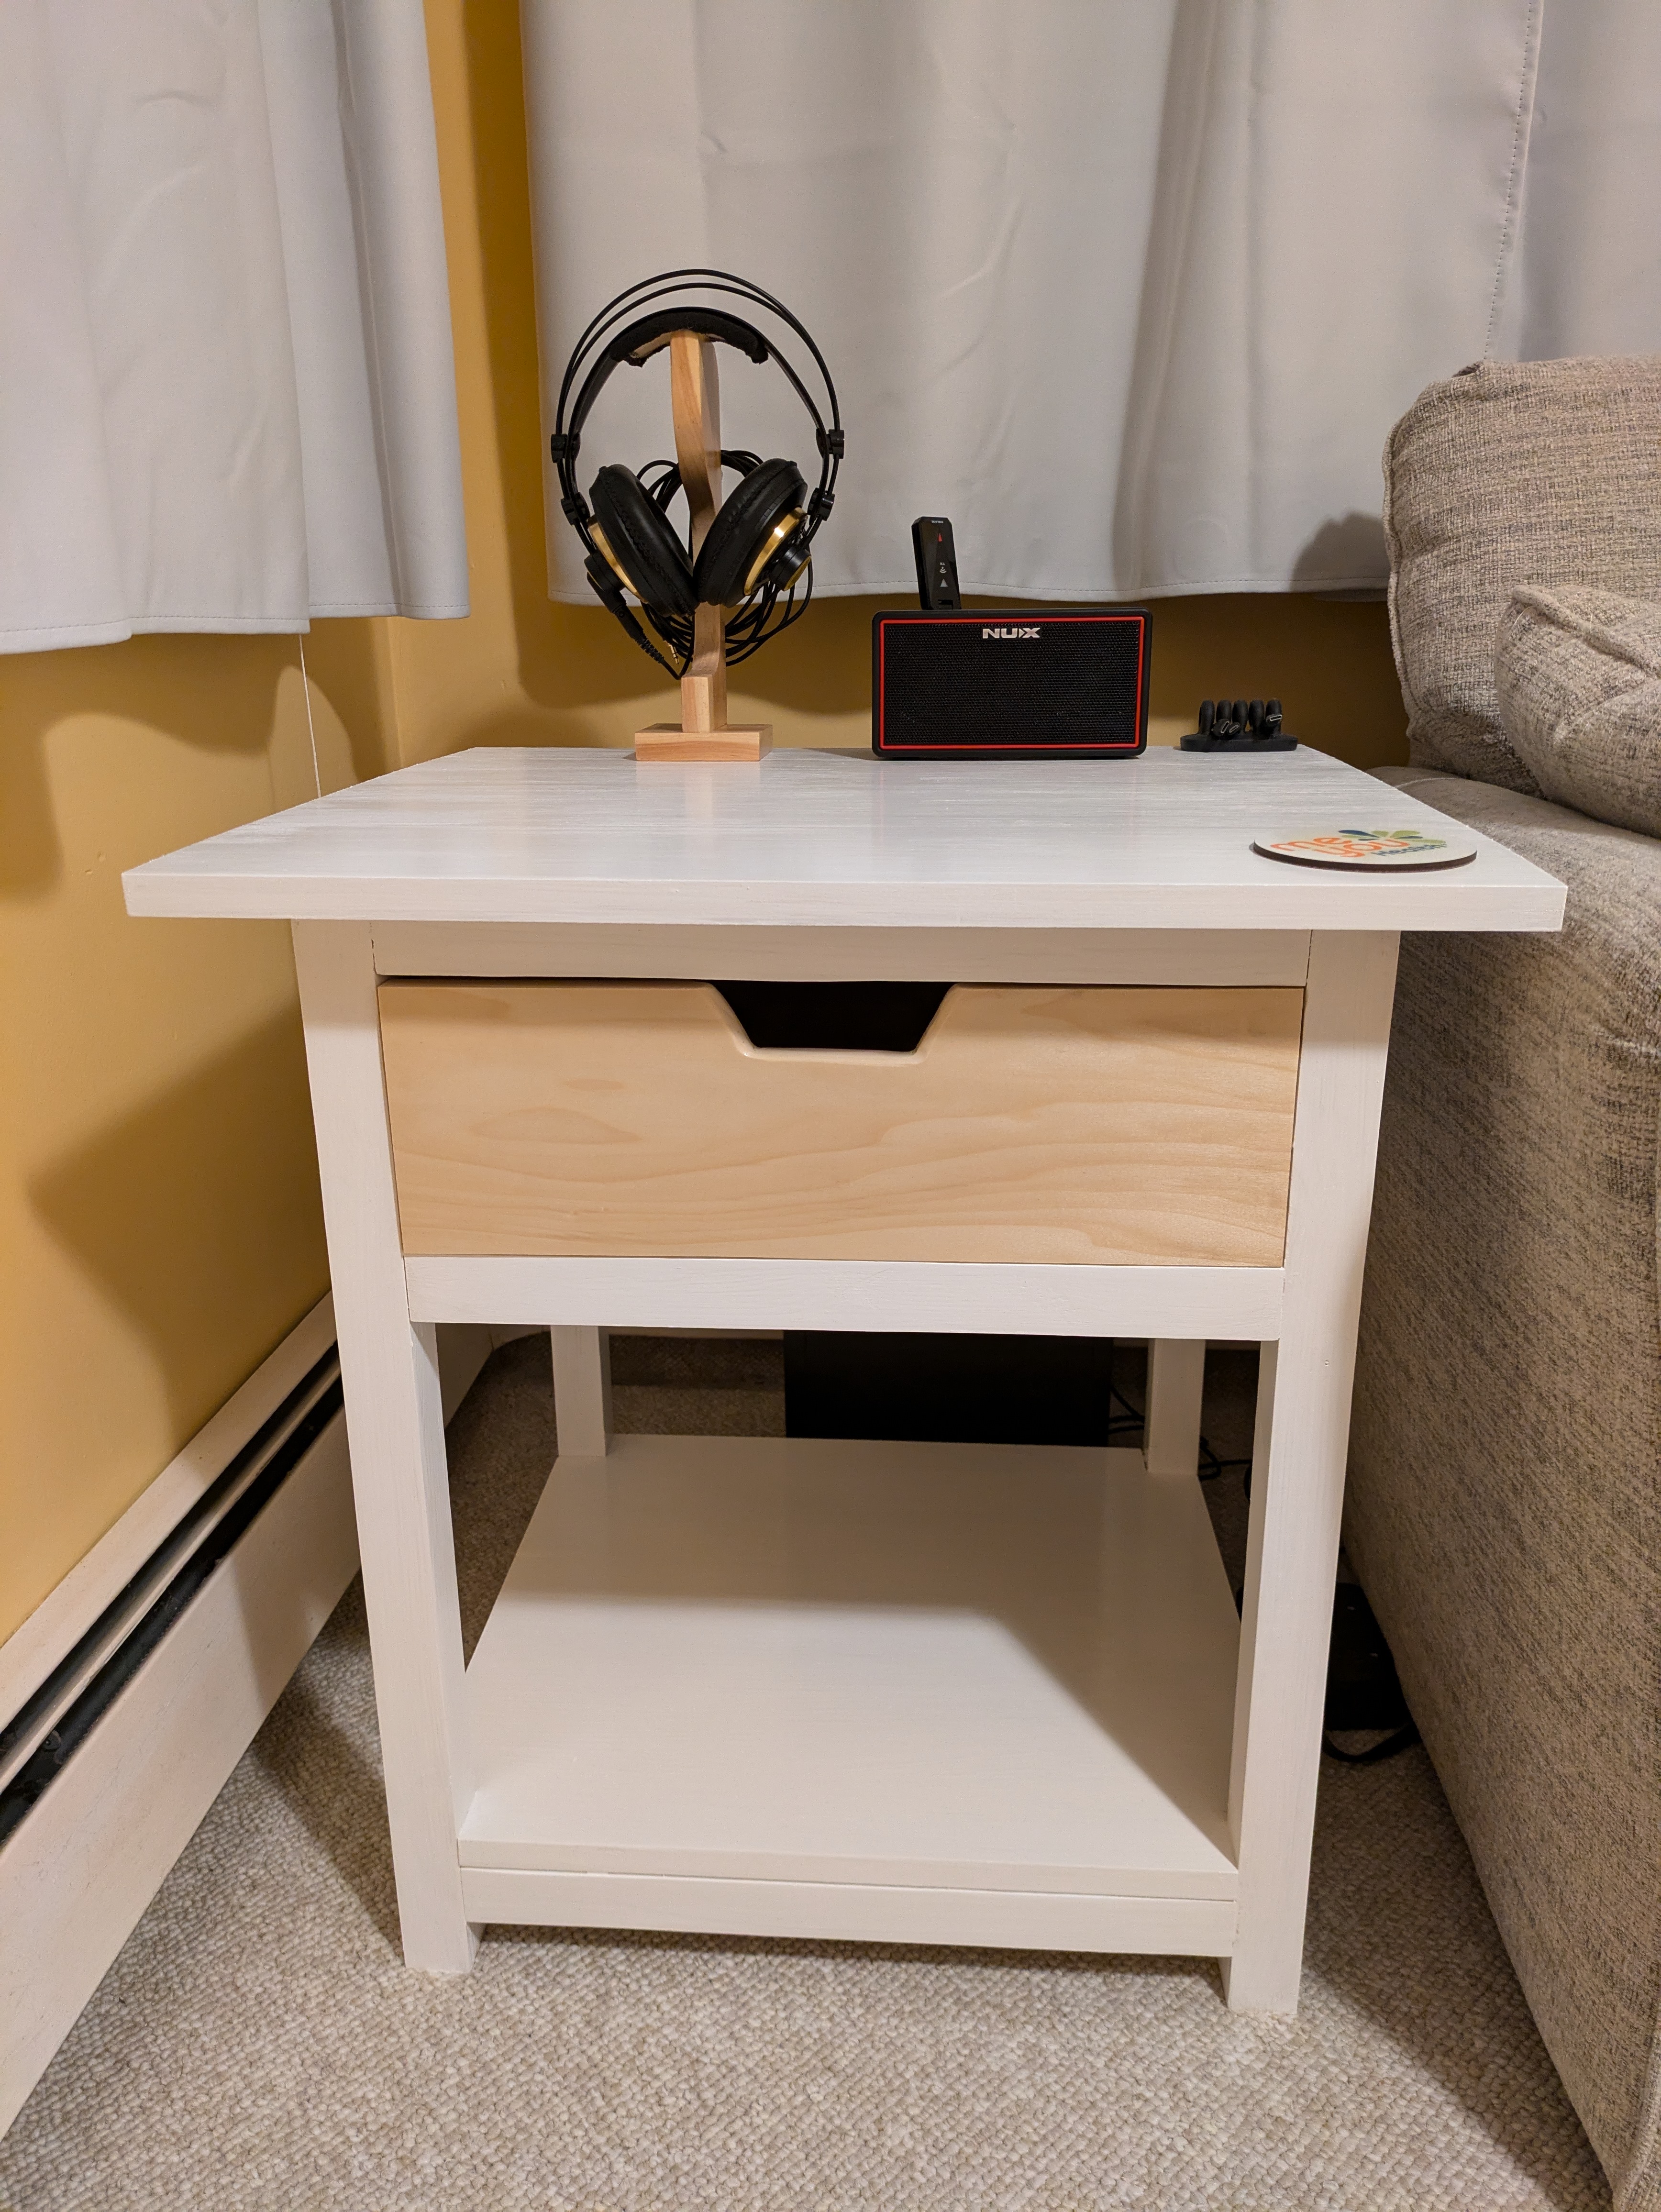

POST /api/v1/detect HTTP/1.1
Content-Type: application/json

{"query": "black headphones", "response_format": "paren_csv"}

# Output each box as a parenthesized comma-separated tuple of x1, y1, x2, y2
(550, 269, 843, 675)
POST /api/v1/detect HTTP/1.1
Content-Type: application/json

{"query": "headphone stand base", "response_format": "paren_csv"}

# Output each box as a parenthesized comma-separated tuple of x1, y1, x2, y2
(634, 721, 773, 763)
(637, 586, 770, 760)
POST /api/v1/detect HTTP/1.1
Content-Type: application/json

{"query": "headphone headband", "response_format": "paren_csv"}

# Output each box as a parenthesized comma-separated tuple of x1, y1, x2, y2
(553, 271, 842, 487)
(550, 269, 843, 678)
(563, 306, 774, 447)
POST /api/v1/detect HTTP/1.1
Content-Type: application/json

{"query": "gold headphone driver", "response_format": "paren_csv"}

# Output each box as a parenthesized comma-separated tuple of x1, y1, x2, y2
(740, 509, 804, 600)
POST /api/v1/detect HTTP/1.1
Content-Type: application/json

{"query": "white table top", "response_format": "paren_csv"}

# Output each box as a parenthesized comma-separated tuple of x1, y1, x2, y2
(123, 745, 1563, 931)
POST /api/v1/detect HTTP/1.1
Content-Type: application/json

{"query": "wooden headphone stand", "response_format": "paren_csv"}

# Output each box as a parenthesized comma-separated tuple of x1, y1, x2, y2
(635, 332, 773, 762)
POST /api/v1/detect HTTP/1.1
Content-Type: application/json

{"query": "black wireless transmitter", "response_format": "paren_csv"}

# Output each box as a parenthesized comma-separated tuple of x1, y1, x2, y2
(912, 517, 962, 610)
(1180, 698, 1296, 752)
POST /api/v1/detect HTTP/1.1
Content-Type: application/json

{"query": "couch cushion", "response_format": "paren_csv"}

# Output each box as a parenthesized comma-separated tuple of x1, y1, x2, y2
(1383, 356, 1661, 791)
(1497, 585, 1661, 836)
(1354, 762, 1661, 2196)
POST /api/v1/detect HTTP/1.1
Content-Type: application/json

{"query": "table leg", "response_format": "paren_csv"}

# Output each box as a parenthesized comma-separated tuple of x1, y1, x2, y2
(292, 921, 478, 1974)
(1144, 1339, 1205, 1477)
(1223, 930, 1399, 2015)
(551, 1327, 612, 1455)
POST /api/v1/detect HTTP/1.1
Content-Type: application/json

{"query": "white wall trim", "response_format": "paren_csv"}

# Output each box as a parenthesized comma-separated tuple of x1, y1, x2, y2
(0, 1296, 339, 1726)
(0, 1406, 359, 2135)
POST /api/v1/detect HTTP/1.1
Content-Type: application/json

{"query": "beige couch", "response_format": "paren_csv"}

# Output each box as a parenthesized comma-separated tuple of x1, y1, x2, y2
(1348, 356, 1661, 2209)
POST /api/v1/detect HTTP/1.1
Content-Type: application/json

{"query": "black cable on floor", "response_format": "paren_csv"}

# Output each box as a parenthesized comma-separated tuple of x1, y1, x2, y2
(1112, 1371, 1421, 1770)
(1323, 1723, 1421, 1765)
(1104, 1378, 1251, 1487)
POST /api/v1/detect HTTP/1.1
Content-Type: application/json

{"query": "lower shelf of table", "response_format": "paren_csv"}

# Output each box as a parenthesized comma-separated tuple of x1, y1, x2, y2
(458, 1433, 1244, 1957)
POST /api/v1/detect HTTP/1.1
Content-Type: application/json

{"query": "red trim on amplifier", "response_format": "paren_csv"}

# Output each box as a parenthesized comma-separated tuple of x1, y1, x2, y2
(874, 612, 1148, 754)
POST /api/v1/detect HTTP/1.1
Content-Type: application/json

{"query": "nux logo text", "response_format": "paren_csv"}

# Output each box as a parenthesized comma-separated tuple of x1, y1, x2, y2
(982, 625, 1041, 639)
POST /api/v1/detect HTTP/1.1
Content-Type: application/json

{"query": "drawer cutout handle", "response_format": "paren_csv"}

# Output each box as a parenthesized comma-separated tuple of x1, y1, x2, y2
(714, 980, 950, 1054)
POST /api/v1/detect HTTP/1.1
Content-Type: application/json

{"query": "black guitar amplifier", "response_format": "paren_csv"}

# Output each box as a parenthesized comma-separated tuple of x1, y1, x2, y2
(871, 607, 1151, 759)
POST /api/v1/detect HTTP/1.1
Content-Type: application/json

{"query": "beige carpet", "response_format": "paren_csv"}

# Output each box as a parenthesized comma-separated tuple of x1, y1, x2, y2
(0, 1336, 1610, 2212)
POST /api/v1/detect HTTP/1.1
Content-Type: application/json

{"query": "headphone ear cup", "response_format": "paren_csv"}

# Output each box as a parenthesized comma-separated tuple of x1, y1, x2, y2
(589, 464, 695, 617)
(693, 458, 808, 607)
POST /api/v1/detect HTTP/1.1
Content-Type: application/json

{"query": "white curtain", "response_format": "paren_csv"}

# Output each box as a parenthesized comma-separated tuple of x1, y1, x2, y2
(0, 0, 467, 655)
(522, 0, 1661, 603)
(1495, 0, 1661, 362)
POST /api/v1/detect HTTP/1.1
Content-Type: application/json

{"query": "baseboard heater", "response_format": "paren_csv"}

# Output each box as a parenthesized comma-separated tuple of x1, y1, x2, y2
(0, 1349, 343, 1852)
(0, 1299, 372, 2138)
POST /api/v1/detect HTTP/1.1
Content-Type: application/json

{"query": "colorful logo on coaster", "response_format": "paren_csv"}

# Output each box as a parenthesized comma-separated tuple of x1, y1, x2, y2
(1251, 826, 1478, 871)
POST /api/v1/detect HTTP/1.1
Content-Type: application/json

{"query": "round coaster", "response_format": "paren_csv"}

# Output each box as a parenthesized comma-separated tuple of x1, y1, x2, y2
(1251, 825, 1478, 872)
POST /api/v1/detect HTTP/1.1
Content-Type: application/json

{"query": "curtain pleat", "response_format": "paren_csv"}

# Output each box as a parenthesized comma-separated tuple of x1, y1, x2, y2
(0, 0, 466, 655)
(1494, 0, 1661, 362)
(524, 0, 1654, 603)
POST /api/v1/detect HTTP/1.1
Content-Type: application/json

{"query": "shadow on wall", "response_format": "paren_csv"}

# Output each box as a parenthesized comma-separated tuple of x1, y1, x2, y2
(1292, 514, 1390, 591)
(1135, 590, 1405, 762)
(0, 635, 289, 898)
(0, 621, 395, 897)
(28, 1007, 327, 1434)
(294, 618, 399, 790)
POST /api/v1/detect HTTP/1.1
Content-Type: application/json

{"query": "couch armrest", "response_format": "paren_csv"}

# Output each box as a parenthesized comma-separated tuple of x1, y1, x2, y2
(1348, 765, 1661, 2193)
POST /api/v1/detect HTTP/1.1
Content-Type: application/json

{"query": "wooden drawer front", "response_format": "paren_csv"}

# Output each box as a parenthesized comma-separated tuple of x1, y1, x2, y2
(380, 983, 1302, 1266)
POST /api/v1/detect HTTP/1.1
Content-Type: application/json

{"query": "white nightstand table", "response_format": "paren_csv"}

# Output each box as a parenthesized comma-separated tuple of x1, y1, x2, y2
(125, 744, 1563, 2015)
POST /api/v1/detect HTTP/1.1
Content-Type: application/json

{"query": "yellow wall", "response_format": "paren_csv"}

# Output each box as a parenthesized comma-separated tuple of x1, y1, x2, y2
(394, 0, 1410, 772)
(0, 625, 393, 1642)
(0, 0, 1408, 1648)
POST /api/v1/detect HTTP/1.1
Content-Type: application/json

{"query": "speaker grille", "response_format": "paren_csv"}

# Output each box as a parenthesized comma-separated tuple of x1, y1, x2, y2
(874, 611, 1148, 756)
